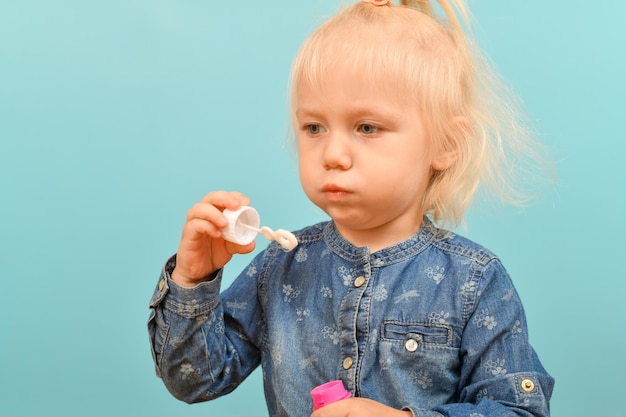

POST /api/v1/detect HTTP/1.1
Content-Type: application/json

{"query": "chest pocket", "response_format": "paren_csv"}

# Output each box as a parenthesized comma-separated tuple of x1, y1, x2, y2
(382, 321, 452, 347)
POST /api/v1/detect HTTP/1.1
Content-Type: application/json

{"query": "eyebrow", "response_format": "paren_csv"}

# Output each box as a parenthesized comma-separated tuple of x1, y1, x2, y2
(296, 104, 400, 121)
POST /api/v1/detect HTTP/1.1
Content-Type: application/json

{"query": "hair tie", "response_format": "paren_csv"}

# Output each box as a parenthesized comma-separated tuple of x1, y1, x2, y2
(362, 0, 392, 6)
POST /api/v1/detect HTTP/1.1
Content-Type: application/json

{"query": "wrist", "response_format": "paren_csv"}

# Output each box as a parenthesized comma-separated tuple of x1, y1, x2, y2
(171, 268, 202, 288)
(171, 267, 220, 288)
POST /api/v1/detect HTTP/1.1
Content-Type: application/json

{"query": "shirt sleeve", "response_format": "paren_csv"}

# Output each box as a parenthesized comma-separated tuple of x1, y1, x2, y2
(147, 254, 265, 404)
(412, 258, 554, 417)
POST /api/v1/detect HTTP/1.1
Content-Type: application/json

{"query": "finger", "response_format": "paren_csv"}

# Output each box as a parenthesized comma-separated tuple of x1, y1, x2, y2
(182, 217, 225, 239)
(186, 203, 229, 229)
(200, 190, 251, 211)
(225, 240, 256, 255)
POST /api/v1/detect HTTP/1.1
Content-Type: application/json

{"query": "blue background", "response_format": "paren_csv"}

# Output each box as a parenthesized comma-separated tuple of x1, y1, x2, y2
(1, 1, 624, 416)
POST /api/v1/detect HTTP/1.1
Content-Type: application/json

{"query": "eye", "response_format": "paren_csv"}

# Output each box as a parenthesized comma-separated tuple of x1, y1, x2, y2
(357, 123, 379, 135)
(304, 123, 325, 136)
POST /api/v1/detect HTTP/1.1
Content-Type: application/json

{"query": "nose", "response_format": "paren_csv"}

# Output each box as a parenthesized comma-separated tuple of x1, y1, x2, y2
(322, 134, 352, 170)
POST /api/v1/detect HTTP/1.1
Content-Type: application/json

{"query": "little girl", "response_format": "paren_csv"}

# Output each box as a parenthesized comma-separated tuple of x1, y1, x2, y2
(148, 1, 554, 416)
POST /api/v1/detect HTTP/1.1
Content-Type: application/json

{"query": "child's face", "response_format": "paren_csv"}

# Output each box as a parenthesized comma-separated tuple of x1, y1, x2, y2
(295, 64, 438, 250)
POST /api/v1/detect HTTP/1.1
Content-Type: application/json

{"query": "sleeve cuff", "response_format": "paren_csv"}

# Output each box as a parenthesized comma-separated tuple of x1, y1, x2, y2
(149, 254, 223, 318)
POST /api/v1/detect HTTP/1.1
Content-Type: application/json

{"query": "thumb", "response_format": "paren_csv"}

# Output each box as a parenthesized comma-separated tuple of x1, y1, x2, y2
(225, 240, 257, 255)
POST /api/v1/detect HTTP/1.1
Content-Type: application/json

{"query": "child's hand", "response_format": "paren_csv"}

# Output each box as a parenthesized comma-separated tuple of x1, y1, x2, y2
(171, 191, 256, 287)
(310, 397, 412, 417)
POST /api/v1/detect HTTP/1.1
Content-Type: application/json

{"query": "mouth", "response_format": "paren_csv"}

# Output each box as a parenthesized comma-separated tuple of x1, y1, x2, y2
(322, 184, 350, 201)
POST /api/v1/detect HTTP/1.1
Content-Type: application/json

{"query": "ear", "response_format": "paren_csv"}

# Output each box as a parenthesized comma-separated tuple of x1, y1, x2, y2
(431, 116, 469, 171)
(432, 150, 456, 171)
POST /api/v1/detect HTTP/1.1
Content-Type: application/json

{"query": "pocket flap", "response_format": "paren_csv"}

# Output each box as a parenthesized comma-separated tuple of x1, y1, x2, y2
(383, 321, 452, 345)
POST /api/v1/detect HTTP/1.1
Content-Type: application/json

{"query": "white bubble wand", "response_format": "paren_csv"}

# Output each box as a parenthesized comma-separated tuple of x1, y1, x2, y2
(221, 206, 298, 251)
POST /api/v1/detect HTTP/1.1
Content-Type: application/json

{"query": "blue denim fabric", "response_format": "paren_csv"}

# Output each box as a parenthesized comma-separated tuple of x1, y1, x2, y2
(148, 220, 554, 417)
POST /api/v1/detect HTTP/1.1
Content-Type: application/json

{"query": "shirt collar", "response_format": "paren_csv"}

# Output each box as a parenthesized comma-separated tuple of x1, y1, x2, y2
(322, 218, 439, 266)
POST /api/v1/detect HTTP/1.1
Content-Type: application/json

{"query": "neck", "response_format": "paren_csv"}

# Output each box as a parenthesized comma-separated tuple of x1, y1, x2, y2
(334, 218, 424, 253)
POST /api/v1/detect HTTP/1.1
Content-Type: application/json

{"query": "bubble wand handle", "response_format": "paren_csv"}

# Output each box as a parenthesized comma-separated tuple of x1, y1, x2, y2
(221, 206, 298, 251)
(239, 222, 298, 251)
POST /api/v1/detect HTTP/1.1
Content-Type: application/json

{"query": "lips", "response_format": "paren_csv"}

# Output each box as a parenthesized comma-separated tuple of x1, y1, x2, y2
(322, 184, 349, 201)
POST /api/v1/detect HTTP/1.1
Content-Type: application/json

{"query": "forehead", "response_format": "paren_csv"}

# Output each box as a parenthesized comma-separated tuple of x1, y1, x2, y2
(295, 60, 411, 109)
(289, 20, 436, 108)
(292, 39, 417, 109)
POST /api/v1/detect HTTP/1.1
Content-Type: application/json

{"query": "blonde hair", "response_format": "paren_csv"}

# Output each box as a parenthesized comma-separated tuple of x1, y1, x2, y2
(290, 0, 552, 230)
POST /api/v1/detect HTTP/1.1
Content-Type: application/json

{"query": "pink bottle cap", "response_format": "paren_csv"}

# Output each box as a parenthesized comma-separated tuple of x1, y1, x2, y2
(311, 380, 352, 411)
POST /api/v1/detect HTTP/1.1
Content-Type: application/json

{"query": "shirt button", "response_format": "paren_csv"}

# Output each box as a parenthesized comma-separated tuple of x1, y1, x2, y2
(405, 338, 419, 352)
(159, 278, 166, 291)
(521, 379, 535, 392)
(354, 276, 366, 288)
(342, 357, 354, 370)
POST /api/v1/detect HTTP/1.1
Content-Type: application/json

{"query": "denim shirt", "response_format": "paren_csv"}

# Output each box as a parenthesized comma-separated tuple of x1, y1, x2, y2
(148, 220, 554, 417)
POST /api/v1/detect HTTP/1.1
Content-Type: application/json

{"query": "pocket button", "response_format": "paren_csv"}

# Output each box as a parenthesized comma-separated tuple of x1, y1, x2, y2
(405, 338, 419, 352)
(521, 379, 535, 392)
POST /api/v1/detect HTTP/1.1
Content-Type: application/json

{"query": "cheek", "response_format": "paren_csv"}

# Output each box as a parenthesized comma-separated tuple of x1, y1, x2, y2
(298, 169, 319, 207)
(297, 155, 314, 187)
(297, 152, 323, 204)
(297, 143, 317, 173)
